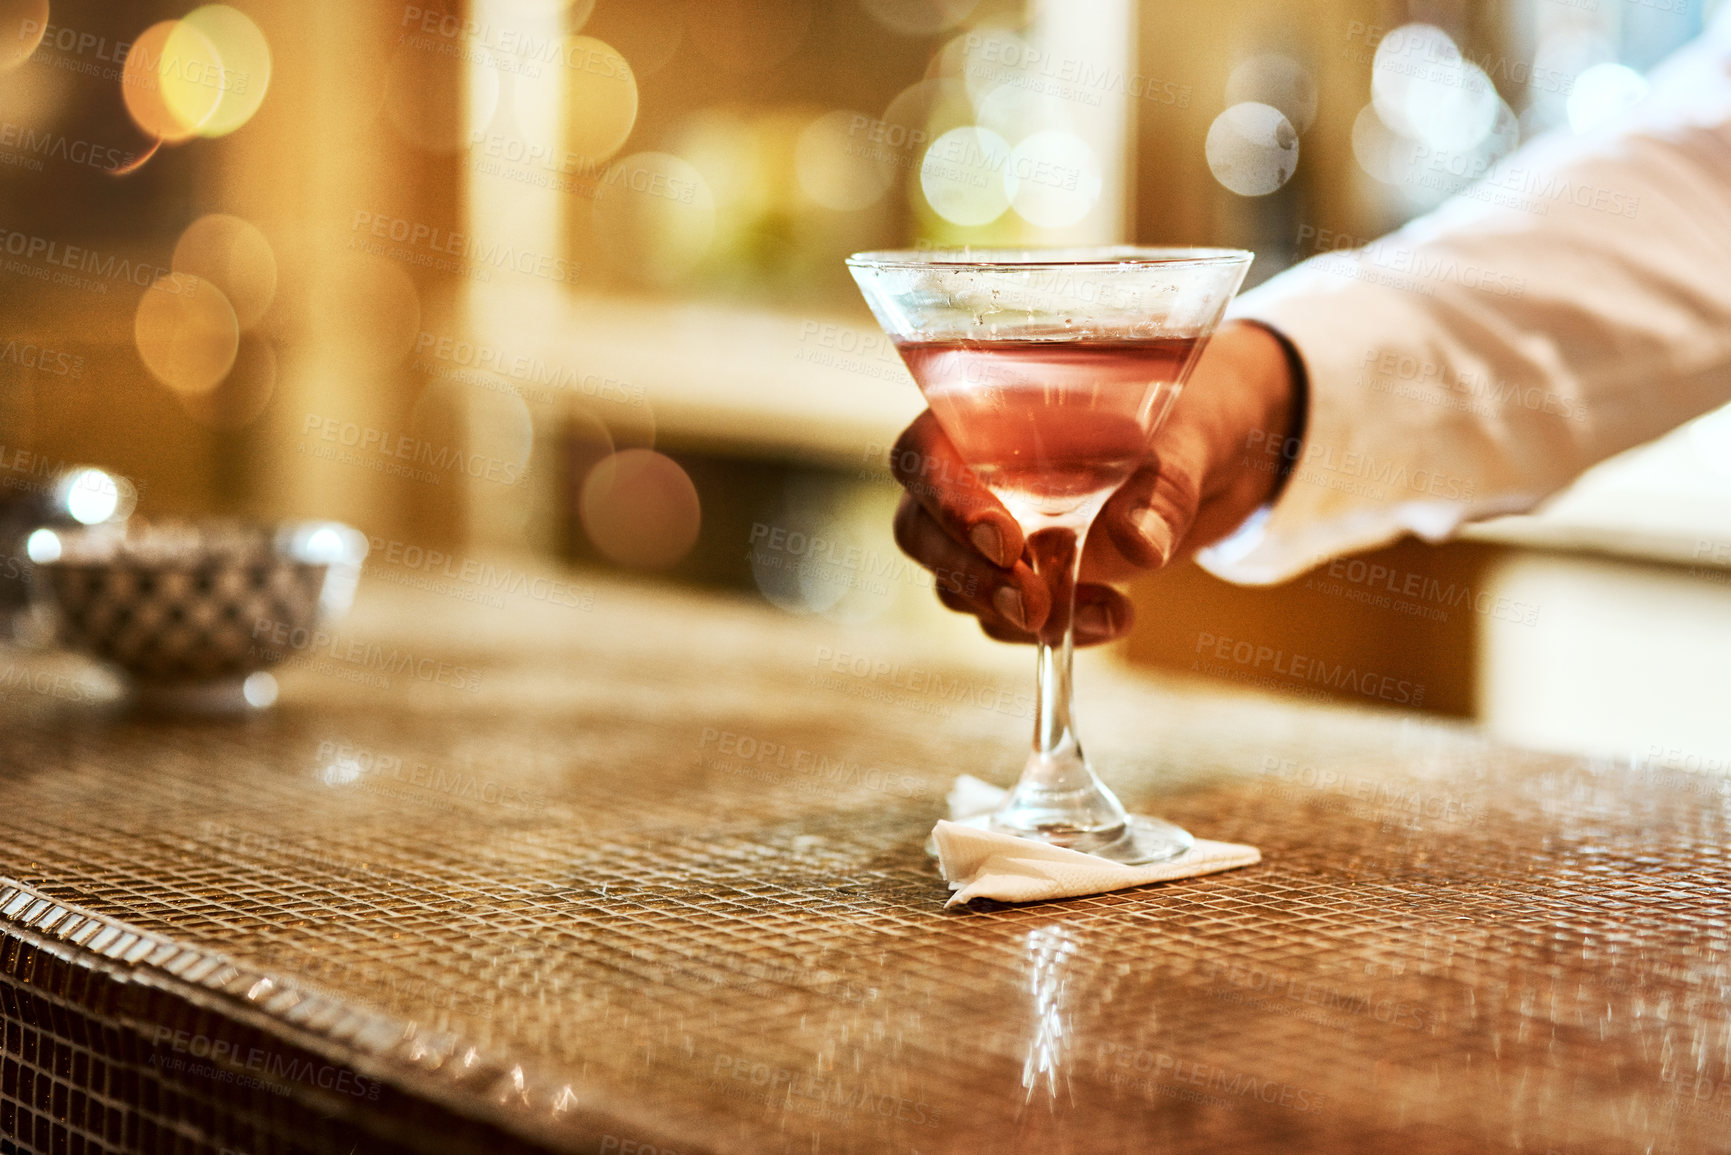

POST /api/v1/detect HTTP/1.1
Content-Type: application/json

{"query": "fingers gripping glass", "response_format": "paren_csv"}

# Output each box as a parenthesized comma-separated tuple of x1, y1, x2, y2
(848, 247, 1253, 864)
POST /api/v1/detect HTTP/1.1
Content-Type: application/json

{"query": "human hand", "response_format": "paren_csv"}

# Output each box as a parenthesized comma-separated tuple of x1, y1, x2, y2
(889, 320, 1301, 644)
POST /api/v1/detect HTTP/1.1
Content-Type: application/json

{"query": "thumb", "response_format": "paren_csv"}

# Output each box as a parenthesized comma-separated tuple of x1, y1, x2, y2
(1100, 451, 1203, 570)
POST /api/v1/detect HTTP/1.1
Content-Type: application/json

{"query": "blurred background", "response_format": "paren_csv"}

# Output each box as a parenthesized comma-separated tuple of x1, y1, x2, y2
(1, 0, 1726, 766)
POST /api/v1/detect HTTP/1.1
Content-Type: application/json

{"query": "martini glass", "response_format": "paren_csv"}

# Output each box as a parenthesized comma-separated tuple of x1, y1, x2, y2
(847, 247, 1252, 864)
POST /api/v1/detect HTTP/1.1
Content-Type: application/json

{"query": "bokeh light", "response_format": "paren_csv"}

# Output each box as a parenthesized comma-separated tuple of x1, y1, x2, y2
(946, 26, 1031, 105)
(750, 514, 851, 615)
(0, 0, 48, 72)
(1529, 29, 1613, 133)
(1352, 94, 1518, 208)
(687, 0, 810, 74)
(181, 5, 271, 136)
(1371, 24, 1497, 154)
(1005, 129, 1101, 228)
(57, 469, 136, 526)
(512, 36, 637, 165)
(1351, 102, 1413, 185)
(172, 214, 277, 328)
(123, 20, 226, 142)
(920, 126, 1010, 226)
(386, 42, 496, 151)
(1226, 54, 1317, 134)
(592, 151, 716, 283)
(63, 470, 122, 525)
(178, 333, 276, 429)
(134, 273, 240, 396)
(1462, 98, 1520, 176)
(1205, 102, 1297, 197)
(156, 22, 228, 138)
(242, 672, 278, 709)
(1371, 24, 1453, 138)
(1410, 61, 1498, 152)
(24, 529, 59, 565)
(749, 480, 898, 624)
(860, 0, 978, 37)
(883, 77, 973, 149)
(1567, 63, 1650, 135)
(795, 110, 895, 211)
(580, 449, 701, 569)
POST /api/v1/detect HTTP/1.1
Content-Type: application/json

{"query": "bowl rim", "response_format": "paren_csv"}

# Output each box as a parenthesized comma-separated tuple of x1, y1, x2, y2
(845, 245, 1254, 270)
(27, 517, 369, 569)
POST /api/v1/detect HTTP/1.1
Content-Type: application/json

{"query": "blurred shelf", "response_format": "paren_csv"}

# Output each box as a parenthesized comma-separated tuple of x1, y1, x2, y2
(467, 287, 924, 468)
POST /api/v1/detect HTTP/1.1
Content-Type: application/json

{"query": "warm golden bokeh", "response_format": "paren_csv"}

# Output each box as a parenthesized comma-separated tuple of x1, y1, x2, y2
(122, 19, 225, 142)
(580, 448, 702, 569)
(182, 4, 273, 137)
(133, 274, 240, 397)
(514, 35, 637, 163)
(178, 332, 277, 429)
(172, 214, 278, 328)
(0, 0, 47, 72)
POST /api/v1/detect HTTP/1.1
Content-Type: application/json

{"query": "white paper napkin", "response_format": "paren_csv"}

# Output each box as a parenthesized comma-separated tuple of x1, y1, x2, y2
(932, 776, 1261, 907)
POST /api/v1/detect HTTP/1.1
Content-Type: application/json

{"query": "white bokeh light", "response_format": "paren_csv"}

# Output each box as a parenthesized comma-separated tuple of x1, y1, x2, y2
(950, 27, 1034, 105)
(1372, 24, 1455, 137)
(920, 126, 1011, 225)
(301, 526, 347, 563)
(25, 529, 60, 564)
(1372, 24, 1498, 153)
(1353, 96, 1519, 209)
(1351, 102, 1406, 184)
(1205, 102, 1298, 196)
(1410, 61, 1499, 152)
(1567, 63, 1650, 134)
(242, 672, 279, 710)
(881, 78, 974, 158)
(64, 469, 120, 524)
(1004, 129, 1101, 228)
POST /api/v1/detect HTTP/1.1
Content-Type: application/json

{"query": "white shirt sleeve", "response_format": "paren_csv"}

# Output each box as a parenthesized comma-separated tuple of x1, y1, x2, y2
(1198, 14, 1731, 586)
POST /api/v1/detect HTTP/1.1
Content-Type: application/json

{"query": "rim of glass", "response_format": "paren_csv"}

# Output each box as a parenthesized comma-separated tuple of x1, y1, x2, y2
(846, 245, 1253, 270)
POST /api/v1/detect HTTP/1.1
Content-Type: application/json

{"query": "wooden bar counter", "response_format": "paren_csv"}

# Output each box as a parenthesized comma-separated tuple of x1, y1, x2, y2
(0, 568, 1727, 1154)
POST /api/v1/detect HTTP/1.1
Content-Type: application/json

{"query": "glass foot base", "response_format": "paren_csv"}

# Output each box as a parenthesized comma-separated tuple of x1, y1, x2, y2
(933, 813, 1194, 865)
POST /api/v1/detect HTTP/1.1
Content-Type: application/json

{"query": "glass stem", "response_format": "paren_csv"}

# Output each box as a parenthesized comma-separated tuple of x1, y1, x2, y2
(1033, 525, 1084, 764)
(991, 523, 1130, 843)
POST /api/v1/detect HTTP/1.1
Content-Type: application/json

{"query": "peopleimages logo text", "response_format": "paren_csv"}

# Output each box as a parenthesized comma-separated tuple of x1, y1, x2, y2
(300, 415, 525, 485)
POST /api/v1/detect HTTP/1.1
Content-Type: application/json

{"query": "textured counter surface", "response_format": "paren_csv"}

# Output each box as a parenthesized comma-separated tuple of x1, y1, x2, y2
(1, 572, 1728, 1154)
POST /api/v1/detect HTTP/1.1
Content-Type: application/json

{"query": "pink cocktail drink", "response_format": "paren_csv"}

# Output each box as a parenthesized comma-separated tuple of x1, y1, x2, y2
(897, 337, 1203, 522)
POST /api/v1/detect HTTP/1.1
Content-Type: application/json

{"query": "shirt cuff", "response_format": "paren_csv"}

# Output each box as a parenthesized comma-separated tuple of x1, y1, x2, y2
(1194, 267, 1485, 586)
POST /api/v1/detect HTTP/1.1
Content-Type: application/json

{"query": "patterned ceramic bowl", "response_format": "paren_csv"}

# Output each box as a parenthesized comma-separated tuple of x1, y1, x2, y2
(26, 519, 367, 713)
